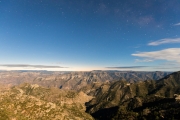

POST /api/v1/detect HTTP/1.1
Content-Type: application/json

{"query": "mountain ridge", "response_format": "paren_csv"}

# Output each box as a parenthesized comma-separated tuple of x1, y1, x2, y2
(84, 71, 180, 120)
(0, 71, 171, 90)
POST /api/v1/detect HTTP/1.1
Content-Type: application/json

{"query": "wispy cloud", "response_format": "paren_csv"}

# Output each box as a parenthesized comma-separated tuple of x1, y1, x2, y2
(135, 59, 153, 62)
(132, 48, 180, 63)
(106, 66, 148, 69)
(148, 38, 180, 46)
(174, 23, 180, 26)
(158, 62, 180, 66)
(154, 66, 180, 69)
(0, 64, 67, 68)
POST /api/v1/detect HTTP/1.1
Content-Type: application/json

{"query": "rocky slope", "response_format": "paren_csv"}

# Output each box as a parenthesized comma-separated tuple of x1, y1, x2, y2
(0, 83, 94, 120)
(83, 71, 180, 120)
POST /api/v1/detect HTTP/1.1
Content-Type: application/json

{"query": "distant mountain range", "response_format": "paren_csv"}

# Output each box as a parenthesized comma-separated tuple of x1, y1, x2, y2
(0, 71, 171, 90)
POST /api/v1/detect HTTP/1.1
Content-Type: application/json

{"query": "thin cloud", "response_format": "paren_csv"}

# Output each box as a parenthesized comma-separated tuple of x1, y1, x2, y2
(135, 59, 153, 62)
(154, 67, 180, 69)
(148, 38, 180, 46)
(158, 62, 180, 66)
(106, 66, 148, 69)
(174, 23, 180, 26)
(0, 64, 67, 68)
(132, 48, 180, 63)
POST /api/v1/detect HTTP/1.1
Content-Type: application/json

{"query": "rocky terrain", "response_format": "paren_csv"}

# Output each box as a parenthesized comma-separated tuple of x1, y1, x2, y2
(1, 70, 180, 120)
(0, 83, 93, 120)
(83, 71, 180, 120)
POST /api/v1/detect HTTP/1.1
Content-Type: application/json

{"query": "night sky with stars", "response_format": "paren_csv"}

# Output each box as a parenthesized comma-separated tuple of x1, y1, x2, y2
(0, 0, 180, 71)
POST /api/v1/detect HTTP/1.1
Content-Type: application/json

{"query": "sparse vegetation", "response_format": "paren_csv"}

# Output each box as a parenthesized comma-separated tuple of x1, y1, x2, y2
(0, 83, 94, 120)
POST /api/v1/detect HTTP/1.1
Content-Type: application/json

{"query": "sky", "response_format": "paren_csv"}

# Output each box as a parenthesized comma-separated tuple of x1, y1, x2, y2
(0, 0, 180, 71)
